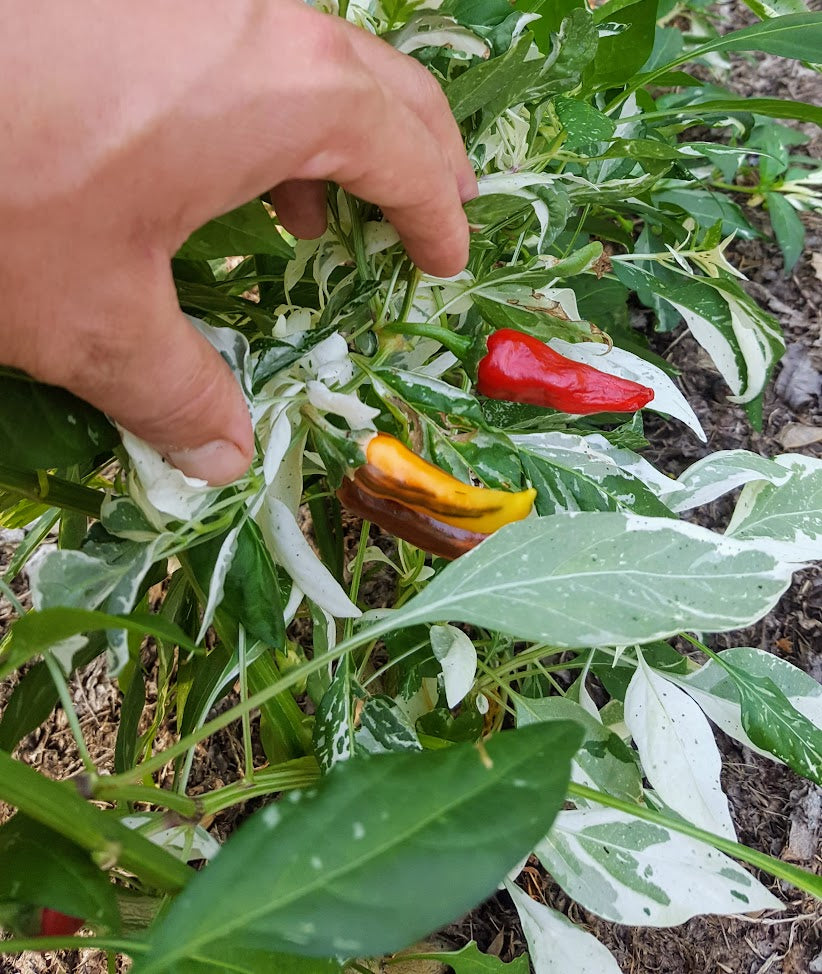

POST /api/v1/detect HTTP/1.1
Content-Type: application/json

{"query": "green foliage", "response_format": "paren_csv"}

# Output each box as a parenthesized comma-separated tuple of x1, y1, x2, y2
(2, 4, 822, 973)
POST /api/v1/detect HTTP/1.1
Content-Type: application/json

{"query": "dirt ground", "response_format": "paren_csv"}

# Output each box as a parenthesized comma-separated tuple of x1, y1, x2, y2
(2, 17, 822, 974)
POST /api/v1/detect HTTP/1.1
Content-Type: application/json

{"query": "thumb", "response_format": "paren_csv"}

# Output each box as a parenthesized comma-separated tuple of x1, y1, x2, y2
(31, 271, 254, 486)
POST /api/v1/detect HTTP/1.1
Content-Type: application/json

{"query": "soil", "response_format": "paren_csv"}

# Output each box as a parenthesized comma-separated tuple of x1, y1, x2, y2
(2, 10, 822, 974)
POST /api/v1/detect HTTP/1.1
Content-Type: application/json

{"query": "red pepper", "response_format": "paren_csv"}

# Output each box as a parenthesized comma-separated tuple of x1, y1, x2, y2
(38, 908, 84, 937)
(477, 329, 654, 414)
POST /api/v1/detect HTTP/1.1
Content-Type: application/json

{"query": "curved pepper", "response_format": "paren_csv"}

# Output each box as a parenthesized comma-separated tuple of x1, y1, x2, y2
(336, 433, 536, 558)
(337, 477, 487, 560)
(477, 329, 654, 414)
(355, 433, 535, 534)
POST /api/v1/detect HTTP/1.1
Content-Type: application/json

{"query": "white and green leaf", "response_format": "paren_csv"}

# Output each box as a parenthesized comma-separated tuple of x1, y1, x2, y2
(727, 453, 822, 561)
(536, 808, 780, 926)
(625, 654, 736, 838)
(506, 880, 622, 974)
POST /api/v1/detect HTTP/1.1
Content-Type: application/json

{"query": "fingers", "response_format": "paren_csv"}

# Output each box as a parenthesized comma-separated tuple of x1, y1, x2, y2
(308, 83, 470, 277)
(264, 7, 474, 277)
(343, 26, 477, 203)
(269, 179, 327, 239)
(23, 262, 254, 486)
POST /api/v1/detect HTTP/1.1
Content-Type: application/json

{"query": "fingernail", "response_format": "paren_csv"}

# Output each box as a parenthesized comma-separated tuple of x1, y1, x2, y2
(165, 440, 251, 486)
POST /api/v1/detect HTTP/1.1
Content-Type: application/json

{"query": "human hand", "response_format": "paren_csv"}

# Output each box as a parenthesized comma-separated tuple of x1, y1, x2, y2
(0, 0, 475, 484)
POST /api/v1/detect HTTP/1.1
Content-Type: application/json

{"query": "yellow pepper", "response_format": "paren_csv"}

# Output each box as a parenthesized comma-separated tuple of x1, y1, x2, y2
(354, 433, 536, 535)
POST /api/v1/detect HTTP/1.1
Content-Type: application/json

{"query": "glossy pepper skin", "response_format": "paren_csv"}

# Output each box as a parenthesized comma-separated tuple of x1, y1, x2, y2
(476, 328, 655, 414)
(337, 433, 536, 559)
(38, 908, 84, 937)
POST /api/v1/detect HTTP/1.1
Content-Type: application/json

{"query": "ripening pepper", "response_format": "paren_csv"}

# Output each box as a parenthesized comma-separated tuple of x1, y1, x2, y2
(38, 908, 85, 937)
(476, 329, 655, 414)
(336, 433, 536, 559)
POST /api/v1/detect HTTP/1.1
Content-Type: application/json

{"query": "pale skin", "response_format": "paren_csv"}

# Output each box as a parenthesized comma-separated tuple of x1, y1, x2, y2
(1, 0, 476, 484)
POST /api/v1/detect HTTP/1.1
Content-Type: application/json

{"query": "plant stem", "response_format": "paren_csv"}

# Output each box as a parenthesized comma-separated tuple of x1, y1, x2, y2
(567, 783, 822, 899)
(0, 750, 192, 891)
(398, 264, 421, 322)
(198, 757, 321, 816)
(0, 577, 25, 616)
(106, 615, 401, 786)
(238, 625, 254, 781)
(44, 653, 97, 775)
(0, 937, 149, 956)
(345, 520, 370, 642)
(0, 464, 104, 518)
(91, 782, 201, 818)
(346, 192, 371, 284)
(382, 320, 471, 359)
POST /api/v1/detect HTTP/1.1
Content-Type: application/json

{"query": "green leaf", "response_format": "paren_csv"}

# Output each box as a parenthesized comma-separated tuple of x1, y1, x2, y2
(2, 607, 199, 681)
(375, 368, 487, 428)
(187, 519, 285, 650)
(391, 513, 794, 648)
(0, 751, 192, 893)
(684, 97, 822, 125)
(515, 694, 643, 804)
(741, 0, 812, 18)
(0, 373, 118, 469)
(133, 722, 583, 970)
(513, 431, 676, 518)
(720, 660, 822, 786)
(160, 946, 341, 974)
(648, 12, 822, 73)
(447, 9, 596, 131)
(414, 940, 530, 974)
(765, 192, 805, 273)
(652, 185, 759, 239)
(177, 199, 294, 260)
(471, 291, 601, 346)
(114, 654, 146, 774)
(518, 0, 586, 50)
(0, 815, 119, 931)
(726, 455, 821, 561)
(0, 638, 104, 751)
(447, 33, 532, 123)
(586, 0, 659, 90)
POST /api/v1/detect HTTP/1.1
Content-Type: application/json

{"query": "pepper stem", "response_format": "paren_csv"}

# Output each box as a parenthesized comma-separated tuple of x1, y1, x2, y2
(382, 320, 471, 359)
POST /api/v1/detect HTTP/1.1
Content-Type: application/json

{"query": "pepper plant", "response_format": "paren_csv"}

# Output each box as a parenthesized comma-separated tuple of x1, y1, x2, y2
(1, 2, 822, 972)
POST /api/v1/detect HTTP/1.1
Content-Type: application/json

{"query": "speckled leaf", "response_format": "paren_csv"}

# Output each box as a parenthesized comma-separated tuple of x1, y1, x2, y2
(506, 881, 621, 974)
(313, 655, 360, 772)
(677, 648, 822, 764)
(663, 450, 790, 513)
(512, 432, 675, 518)
(625, 654, 736, 838)
(0, 373, 118, 470)
(355, 696, 422, 755)
(394, 513, 795, 648)
(133, 722, 583, 970)
(727, 454, 822, 561)
(719, 657, 822, 786)
(536, 808, 780, 926)
(515, 694, 643, 804)
(375, 368, 486, 428)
